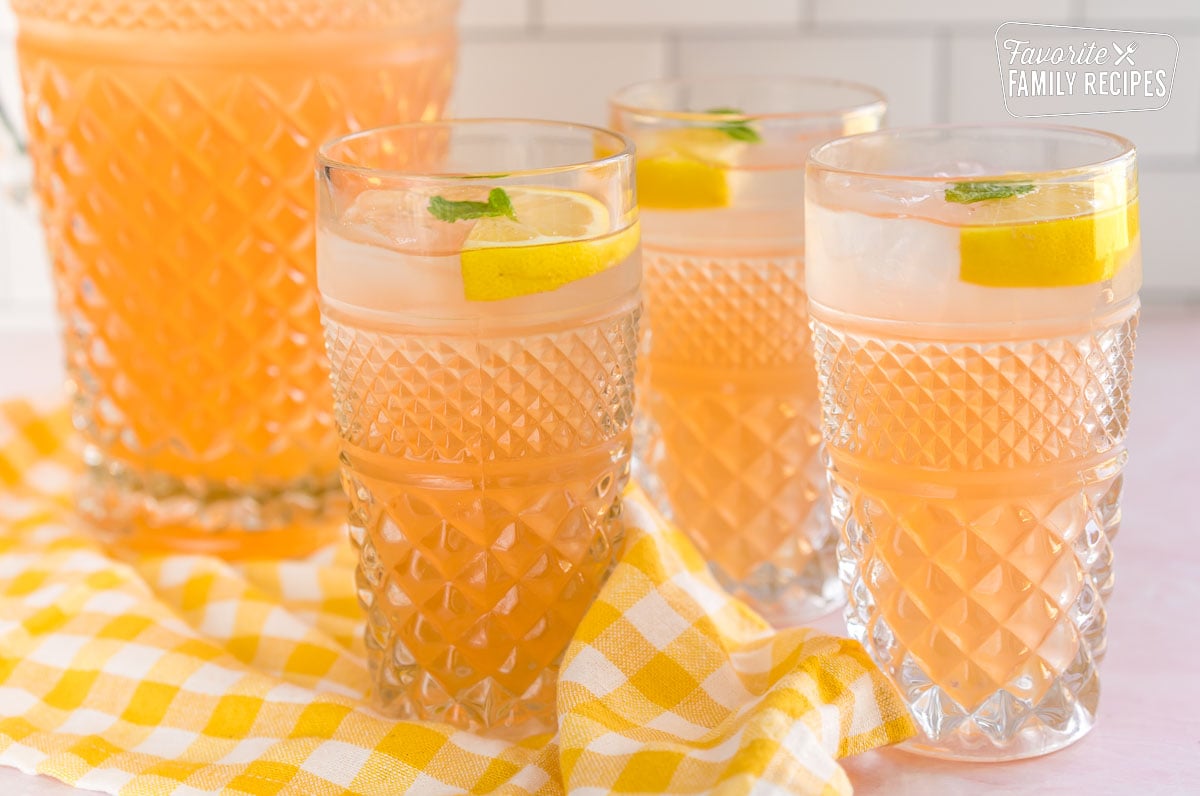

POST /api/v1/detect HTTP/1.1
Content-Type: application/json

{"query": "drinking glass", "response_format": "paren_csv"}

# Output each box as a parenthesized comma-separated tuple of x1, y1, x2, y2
(11, 0, 459, 556)
(0, 99, 42, 287)
(317, 120, 640, 734)
(806, 125, 1140, 759)
(609, 77, 885, 624)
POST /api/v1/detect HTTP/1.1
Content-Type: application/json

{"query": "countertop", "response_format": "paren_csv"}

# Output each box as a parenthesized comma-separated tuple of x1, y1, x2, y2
(1, 304, 1198, 795)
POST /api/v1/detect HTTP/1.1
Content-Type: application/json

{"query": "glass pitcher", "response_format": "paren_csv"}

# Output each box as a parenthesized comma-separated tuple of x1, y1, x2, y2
(11, 0, 460, 556)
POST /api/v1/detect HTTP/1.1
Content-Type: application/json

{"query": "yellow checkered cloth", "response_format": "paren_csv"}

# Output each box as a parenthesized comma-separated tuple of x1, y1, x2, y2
(0, 400, 913, 795)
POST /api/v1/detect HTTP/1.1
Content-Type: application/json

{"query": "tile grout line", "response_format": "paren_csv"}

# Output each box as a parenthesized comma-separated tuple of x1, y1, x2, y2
(799, 0, 814, 31)
(1070, 0, 1087, 25)
(463, 28, 721, 44)
(1139, 156, 1200, 171)
(933, 30, 952, 124)
(664, 33, 681, 79)
(526, 0, 543, 33)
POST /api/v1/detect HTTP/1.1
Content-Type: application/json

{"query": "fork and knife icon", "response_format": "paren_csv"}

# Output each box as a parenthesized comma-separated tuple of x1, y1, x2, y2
(1113, 41, 1138, 66)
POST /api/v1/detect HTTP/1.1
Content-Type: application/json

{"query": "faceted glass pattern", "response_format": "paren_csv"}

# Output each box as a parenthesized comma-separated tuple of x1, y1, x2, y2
(325, 305, 639, 731)
(813, 309, 1138, 759)
(636, 248, 840, 624)
(10, 0, 452, 31)
(15, 0, 457, 552)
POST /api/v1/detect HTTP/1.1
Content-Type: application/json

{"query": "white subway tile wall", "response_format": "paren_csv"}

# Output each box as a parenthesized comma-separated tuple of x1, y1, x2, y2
(543, 0, 803, 29)
(458, 0, 529, 30)
(0, 0, 1197, 328)
(1083, 0, 1200, 24)
(1138, 169, 1199, 290)
(675, 35, 938, 126)
(812, 0, 1074, 26)
(453, 39, 668, 121)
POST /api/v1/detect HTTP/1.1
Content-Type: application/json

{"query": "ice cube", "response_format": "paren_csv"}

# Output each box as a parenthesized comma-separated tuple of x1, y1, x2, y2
(338, 187, 475, 254)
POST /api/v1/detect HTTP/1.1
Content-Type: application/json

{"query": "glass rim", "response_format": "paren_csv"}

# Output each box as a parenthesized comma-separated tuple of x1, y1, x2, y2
(807, 122, 1137, 184)
(608, 75, 887, 123)
(317, 118, 635, 182)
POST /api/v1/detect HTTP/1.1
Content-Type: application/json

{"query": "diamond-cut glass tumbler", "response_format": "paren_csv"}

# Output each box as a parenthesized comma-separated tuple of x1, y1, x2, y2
(12, 0, 459, 556)
(317, 121, 640, 734)
(610, 77, 885, 624)
(806, 125, 1140, 760)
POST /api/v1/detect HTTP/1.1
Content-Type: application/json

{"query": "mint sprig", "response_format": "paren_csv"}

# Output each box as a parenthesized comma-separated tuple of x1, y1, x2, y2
(428, 188, 516, 223)
(945, 181, 1035, 204)
(705, 107, 762, 144)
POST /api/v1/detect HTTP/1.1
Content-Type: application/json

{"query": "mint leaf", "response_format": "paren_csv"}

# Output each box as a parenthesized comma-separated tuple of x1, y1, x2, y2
(488, 187, 514, 220)
(945, 181, 1035, 204)
(722, 125, 761, 143)
(428, 187, 517, 222)
(704, 107, 762, 144)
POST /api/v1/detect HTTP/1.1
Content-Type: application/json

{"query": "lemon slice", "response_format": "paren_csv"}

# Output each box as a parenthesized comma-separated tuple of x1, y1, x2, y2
(635, 128, 740, 210)
(958, 184, 1139, 288)
(461, 187, 639, 301)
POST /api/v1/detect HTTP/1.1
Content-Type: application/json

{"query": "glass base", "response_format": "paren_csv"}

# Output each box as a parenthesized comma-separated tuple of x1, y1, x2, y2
(633, 400, 841, 628)
(712, 559, 844, 627)
(899, 701, 1095, 761)
(78, 454, 345, 559)
(637, 452, 843, 627)
(370, 662, 559, 740)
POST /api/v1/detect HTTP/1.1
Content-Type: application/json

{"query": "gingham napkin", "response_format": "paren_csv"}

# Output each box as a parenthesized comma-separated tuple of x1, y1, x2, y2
(0, 400, 913, 795)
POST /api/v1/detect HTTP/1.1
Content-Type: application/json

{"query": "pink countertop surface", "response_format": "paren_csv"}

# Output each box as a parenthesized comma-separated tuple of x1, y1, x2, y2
(1, 303, 1198, 795)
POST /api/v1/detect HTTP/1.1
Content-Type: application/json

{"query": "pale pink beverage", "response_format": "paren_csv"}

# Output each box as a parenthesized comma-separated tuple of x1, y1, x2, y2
(807, 125, 1140, 759)
(610, 78, 885, 624)
(318, 121, 639, 733)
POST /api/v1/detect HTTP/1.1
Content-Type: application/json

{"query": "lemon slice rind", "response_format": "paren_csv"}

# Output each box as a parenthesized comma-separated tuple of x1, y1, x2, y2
(958, 194, 1139, 288)
(459, 188, 638, 302)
